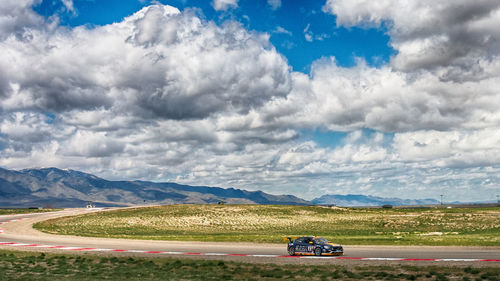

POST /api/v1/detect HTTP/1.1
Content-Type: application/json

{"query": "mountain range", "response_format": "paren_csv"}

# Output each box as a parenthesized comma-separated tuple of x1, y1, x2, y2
(0, 167, 446, 208)
(312, 194, 440, 207)
(0, 167, 309, 207)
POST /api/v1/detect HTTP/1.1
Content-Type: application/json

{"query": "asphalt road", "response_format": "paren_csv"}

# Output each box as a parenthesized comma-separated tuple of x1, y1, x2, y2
(1, 209, 499, 266)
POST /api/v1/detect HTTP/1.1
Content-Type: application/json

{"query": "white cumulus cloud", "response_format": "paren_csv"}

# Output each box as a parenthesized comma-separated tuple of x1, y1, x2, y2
(267, 0, 281, 10)
(212, 0, 238, 11)
(324, 0, 500, 77)
(0, 4, 291, 120)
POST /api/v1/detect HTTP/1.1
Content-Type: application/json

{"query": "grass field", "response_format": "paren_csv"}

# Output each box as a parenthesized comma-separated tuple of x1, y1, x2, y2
(0, 249, 498, 281)
(34, 205, 500, 246)
(0, 208, 61, 215)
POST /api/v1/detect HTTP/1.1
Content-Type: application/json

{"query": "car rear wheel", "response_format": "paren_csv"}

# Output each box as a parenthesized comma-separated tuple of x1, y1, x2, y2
(314, 247, 322, 256)
(288, 247, 295, 256)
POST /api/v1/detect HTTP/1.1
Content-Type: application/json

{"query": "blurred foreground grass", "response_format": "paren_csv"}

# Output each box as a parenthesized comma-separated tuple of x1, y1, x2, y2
(0, 250, 500, 281)
(34, 205, 500, 246)
(0, 249, 499, 281)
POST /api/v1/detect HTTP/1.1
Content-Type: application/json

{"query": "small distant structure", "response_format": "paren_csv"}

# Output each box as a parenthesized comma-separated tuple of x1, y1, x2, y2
(217, 201, 225, 205)
(86, 201, 96, 208)
(381, 204, 393, 209)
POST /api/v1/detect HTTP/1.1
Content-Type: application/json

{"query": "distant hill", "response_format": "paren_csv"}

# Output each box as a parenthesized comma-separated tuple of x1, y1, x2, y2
(0, 167, 310, 207)
(311, 194, 440, 207)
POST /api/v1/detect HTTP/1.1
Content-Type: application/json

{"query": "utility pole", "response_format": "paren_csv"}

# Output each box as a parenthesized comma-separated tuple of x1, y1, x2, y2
(440, 194, 444, 206)
(497, 194, 499, 203)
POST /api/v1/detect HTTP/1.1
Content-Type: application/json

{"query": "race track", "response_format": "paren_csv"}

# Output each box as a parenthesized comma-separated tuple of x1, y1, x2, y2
(1, 209, 499, 266)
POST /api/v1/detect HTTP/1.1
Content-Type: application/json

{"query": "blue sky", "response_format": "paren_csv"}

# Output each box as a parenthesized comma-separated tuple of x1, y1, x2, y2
(1, 0, 500, 202)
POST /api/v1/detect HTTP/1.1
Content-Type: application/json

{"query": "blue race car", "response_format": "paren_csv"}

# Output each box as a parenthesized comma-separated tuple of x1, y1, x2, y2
(284, 236, 343, 256)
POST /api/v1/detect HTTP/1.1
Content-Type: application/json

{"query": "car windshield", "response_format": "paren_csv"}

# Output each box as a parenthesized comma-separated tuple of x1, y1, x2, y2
(313, 238, 329, 244)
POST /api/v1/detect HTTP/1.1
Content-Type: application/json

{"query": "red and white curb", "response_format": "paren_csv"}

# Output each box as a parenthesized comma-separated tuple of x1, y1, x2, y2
(0, 218, 499, 262)
(0, 218, 23, 224)
(0, 218, 23, 234)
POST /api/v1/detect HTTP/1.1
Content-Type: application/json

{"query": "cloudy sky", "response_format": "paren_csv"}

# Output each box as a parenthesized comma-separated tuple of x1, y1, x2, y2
(1, 0, 500, 202)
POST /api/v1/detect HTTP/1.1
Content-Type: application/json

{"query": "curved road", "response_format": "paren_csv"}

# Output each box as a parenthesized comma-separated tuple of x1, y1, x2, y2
(1, 209, 499, 266)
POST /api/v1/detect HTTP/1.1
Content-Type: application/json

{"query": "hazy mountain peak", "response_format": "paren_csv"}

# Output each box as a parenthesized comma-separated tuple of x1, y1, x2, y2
(312, 194, 440, 207)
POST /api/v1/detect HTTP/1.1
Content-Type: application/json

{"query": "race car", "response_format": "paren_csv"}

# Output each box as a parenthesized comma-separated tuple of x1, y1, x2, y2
(284, 236, 343, 256)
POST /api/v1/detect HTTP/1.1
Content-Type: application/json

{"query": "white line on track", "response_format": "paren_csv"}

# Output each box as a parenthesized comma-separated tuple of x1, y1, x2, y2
(249, 254, 279, 257)
(59, 247, 87, 250)
(436, 259, 481, 262)
(363, 258, 405, 261)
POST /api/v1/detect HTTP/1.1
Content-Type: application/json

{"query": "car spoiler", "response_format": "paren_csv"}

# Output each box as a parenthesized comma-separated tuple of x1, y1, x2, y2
(282, 236, 298, 243)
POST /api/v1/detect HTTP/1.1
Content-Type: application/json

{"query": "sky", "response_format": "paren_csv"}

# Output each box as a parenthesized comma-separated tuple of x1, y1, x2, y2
(1, 0, 500, 202)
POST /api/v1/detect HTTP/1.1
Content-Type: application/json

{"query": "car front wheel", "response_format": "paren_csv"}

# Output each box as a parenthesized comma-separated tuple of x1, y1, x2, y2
(314, 247, 322, 256)
(288, 247, 295, 256)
